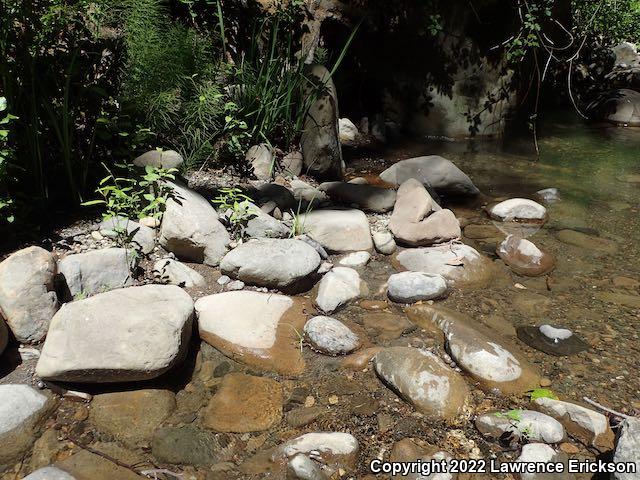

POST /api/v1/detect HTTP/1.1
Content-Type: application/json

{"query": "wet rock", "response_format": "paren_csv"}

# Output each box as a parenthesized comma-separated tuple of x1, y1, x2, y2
(304, 316, 361, 355)
(286, 406, 327, 428)
(586, 89, 640, 127)
(160, 181, 231, 266)
(515, 444, 569, 480)
(289, 453, 328, 480)
(203, 373, 283, 433)
(497, 235, 555, 277)
(614, 418, 640, 480)
(281, 151, 303, 177)
(99, 216, 156, 254)
(299, 209, 373, 253)
(612, 276, 640, 289)
(338, 251, 371, 268)
(595, 291, 640, 309)
(476, 410, 565, 444)
(489, 198, 547, 222)
(387, 272, 448, 304)
(57, 248, 136, 300)
(0, 246, 58, 344)
(339, 118, 359, 143)
(23, 467, 75, 480)
(556, 229, 618, 254)
(363, 313, 415, 340)
(373, 230, 397, 255)
(516, 325, 589, 356)
(379, 156, 480, 196)
(319, 182, 396, 213)
(273, 432, 359, 473)
(464, 223, 505, 240)
(246, 143, 275, 180)
(315, 267, 364, 313)
(196, 291, 306, 375)
(220, 238, 320, 293)
(537, 188, 560, 204)
(290, 180, 329, 206)
(56, 450, 143, 480)
(374, 347, 470, 421)
(36, 285, 194, 382)
(389, 438, 455, 480)
(133, 149, 183, 169)
(534, 397, 615, 451)
(153, 425, 232, 466)
(153, 258, 206, 288)
(89, 389, 176, 447)
(0, 385, 56, 467)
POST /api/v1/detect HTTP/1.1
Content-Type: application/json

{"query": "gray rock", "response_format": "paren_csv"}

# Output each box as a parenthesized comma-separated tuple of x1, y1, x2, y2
(23, 467, 76, 480)
(297, 235, 329, 259)
(57, 248, 136, 300)
(281, 151, 303, 177)
(338, 251, 370, 268)
(290, 180, 329, 206)
(304, 316, 360, 355)
(489, 198, 547, 222)
(319, 182, 396, 213)
(379, 156, 479, 196)
(245, 205, 290, 239)
(587, 89, 640, 127)
(99, 216, 156, 254)
(160, 181, 231, 266)
(152, 425, 229, 466)
(614, 418, 640, 480)
(226, 280, 245, 291)
(515, 444, 568, 480)
(246, 144, 275, 180)
(387, 272, 448, 304)
(298, 209, 373, 253)
(315, 267, 363, 313)
(612, 42, 640, 66)
(36, 285, 194, 382)
(221, 238, 321, 293)
(476, 410, 565, 444)
(133, 149, 183, 170)
(255, 183, 297, 211)
(153, 258, 206, 288)
(0, 246, 58, 343)
(217, 275, 231, 286)
(373, 231, 397, 255)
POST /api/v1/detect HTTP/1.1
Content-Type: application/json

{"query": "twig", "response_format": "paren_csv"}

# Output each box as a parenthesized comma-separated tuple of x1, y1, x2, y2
(141, 469, 185, 480)
(583, 397, 634, 420)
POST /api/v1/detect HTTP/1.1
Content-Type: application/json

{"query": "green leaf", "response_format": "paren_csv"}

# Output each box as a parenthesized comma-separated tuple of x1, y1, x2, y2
(529, 388, 558, 401)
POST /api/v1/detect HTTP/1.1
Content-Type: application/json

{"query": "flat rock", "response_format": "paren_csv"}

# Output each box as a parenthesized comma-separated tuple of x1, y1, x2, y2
(133, 149, 183, 169)
(387, 272, 448, 304)
(319, 182, 396, 213)
(203, 373, 283, 432)
(374, 347, 470, 421)
(373, 230, 397, 255)
(196, 291, 307, 375)
(304, 316, 360, 355)
(338, 251, 371, 268)
(476, 410, 565, 444)
(0, 246, 58, 343)
(99, 216, 156, 254)
(517, 325, 589, 356)
(489, 198, 547, 222)
(160, 181, 231, 266)
(36, 285, 194, 382)
(220, 238, 320, 293)
(464, 223, 505, 240)
(362, 313, 415, 340)
(152, 425, 232, 466)
(153, 258, 206, 288)
(57, 248, 136, 300)
(497, 235, 555, 277)
(614, 418, 640, 480)
(595, 291, 640, 309)
(298, 209, 373, 253)
(57, 450, 143, 480)
(557, 229, 618, 254)
(315, 267, 364, 313)
(379, 156, 480, 196)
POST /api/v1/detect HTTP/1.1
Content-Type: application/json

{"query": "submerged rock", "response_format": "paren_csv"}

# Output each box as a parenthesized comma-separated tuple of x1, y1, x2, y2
(389, 439, 455, 480)
(475, 410, 565, 444)
(489, 198, 547, 223)
(152, 425, 232, 466)
(537, 188, 560, 204)
(315, 267, 364, 313)
(387, 272, 448, 304)
(556, 229, 618, 254)
(153, 258, 206, 288)
(298, 209, 373, 253)
(304, 316, 361, 355)
(497, 235, 555, 277)
(23, 467, 75, 480)
(516, 325, 589, 356)
(56, 450, 144, 480)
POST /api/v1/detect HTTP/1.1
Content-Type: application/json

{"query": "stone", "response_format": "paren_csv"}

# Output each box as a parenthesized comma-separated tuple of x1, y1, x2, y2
(315, 267, 363, 313)
(286, 406, 326, 428)
(319, 181, 396, 213)
(596, 291, 640, 309)
(151, 425, 229, 466)
(57, 450, 143, 480)
(133, 149, 183, 169)
(374, 347, 470, 421)
(298, 209, 373, 253)
(387, 272, 448, 304)
(515, 444, 568, 480)
(517, 325, 589, 356)
(245, 204, 290, 239)
(99, 216, 155, 254)
(160, 181, 231, 266)
(281, 151, 303, 177)
(389, 439, 454, 480)
(196, 291, 307, 375)
(246, 143, 275, 180)
(203, 373, 283, 432)
(273, 432, 359, 472)
(255, 183, 297, 211)
(288, 454, 328, 480)
(363, 313, 415, 340)
(497, 235, 555, 277)
(338, 118, 359, 143)
(153, 258, 206, 288)
(28, 429, 64, 471)
(613, 276, 640, 289)
(36, 285, 194, 382)
(373, 230, 397, 255)
(556, 229, 618, 254)
(614, 418, 640, 480)
(379, 156, 479, 196)
(301, 65, 344, 179)
(304, 316, 360, 355)
(0, 385, 55, 467)
(57, 248, 136, 300)
(537, 188, 560, 204)
(489, 198, 547, 222)
(290, 180, 329, 206)
(220, 238, 321, 293)
(612, 42, 640, 66)
(139, 216, 160, 228)
(226, 279, 245, 291)
(89, 389, 176, 447)
(23, 467, 75, 480)
(533, 397, 615, 451)
(464, 223, 504, 240)
(338, 251, 371, 268)
(394, 244, 494, 287)
(587, 89, 640, 127)
(0, 246, 58, 343)
(475, 410, 565, 444)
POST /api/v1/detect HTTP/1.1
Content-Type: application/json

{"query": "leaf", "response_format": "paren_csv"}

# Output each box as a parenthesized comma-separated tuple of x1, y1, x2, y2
(529, 388, 558, 401)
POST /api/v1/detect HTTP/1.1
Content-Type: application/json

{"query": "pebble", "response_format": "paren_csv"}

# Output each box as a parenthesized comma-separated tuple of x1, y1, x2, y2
(226, 280, 245, 291)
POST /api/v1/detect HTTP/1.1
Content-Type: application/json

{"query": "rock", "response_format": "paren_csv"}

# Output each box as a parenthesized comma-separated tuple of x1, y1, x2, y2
(153, 258, 206, 288)
(489, 198, 547, 222)
(36, 285, 194, 382)
(290, 180, 329, 206)
(338, 251, 371, 268)
(304, 316, 360, 355)
(282, 151, 303, 177)
(497, 235, 555, 277)
(301, 65, 344, 179)
(464, 223, 504, 240)
(286, 406, 326, 428)
(614, 418, 640, 480)
(517, 325, 589, 356)
(288, 454, 328, 480)
(203, 373, 283, 432)
(537, 188, 560, 204)
(379, 156, 479, 196)
(56, 450, 143, 480)
(373, 230, 397, 255)
(246, 144, 275, 180)
(315, 267, 363, 313)
(0, 385, 55, 467)
(151, 425, 229, 466)
(476, 410, 565, 444)
(57, 248, 136, 300)
(273, 432, 359, 472)
(139, 216, 160, 228)
(220, 238, 321, 293)
(226, 279, 245, 291)
(319, 182, 396, 213)
(587, 89, 640, 127)
(298, 209, 373, 253)
(133, 149, 184, 169)
(596, 291, 640, 309)
(363, 313, 415, 340)
(394, 244, 494, 287)
(389, 438, 455, 480)
(196, 291, 307, 375)
(89, 389, 176, 447)
(387, 272, 448, 304)
(613, 42, 640, 66)
(99, 216, 156, 254)
(613, 276, 640, 289)
(245, 205, 291, 239)
(0, 318, 7, 355)
(255, 183, 297, 211)
(0, 246, 58, 343)
(533, 397, 615, 451)
(374, 347, 470, 421)
(23, 467, 76, 480)
(556, 229, 618, 254)
(515, 444, 568, 480)
(159, 181, 231, 266)
(338, 118, 359, 143)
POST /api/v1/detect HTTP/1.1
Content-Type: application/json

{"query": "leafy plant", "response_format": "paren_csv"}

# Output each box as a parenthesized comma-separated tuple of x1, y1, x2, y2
(211, 187, 257, 239)
(0, 97, 18, 224)
(529, 388, 558, 401)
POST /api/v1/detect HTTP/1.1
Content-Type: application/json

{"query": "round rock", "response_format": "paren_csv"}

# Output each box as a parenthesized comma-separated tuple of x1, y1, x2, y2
(476, 410, 565, 444)
(304, 316, 360, 355)
(315, 267, 363, 313)
(387, 272, 448, 304)
(489, 198, 547, 222)
(497, 235, 555, 277)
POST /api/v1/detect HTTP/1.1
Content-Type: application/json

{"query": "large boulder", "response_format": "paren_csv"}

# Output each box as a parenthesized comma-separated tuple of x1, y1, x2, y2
(57, 248, 136, 300)
(587, 89, 640, 127)
(0, 246, 58, 343)
(99, 216, 155, 254)
(379, 156, 479, 196)
(36, 285, 194, 382)
(374, 347, 470, 421)
(315, 267, 364, 313)
(133, 149, 183, 170)
(220, 238, 321, 293)
(298, 209, 373, 253)
(301, 65, 344, 179)
(497, 235, 555, 277)
(319, 182, 397, 213)
(614, 418, 640, 480)
(159, 181, 231, 266)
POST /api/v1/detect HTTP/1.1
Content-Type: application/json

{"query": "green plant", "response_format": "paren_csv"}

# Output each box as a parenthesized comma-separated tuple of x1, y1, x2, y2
(529, 388, 558, 401)
(0, 97, 18, 224)
(211, 187, 257, 238)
